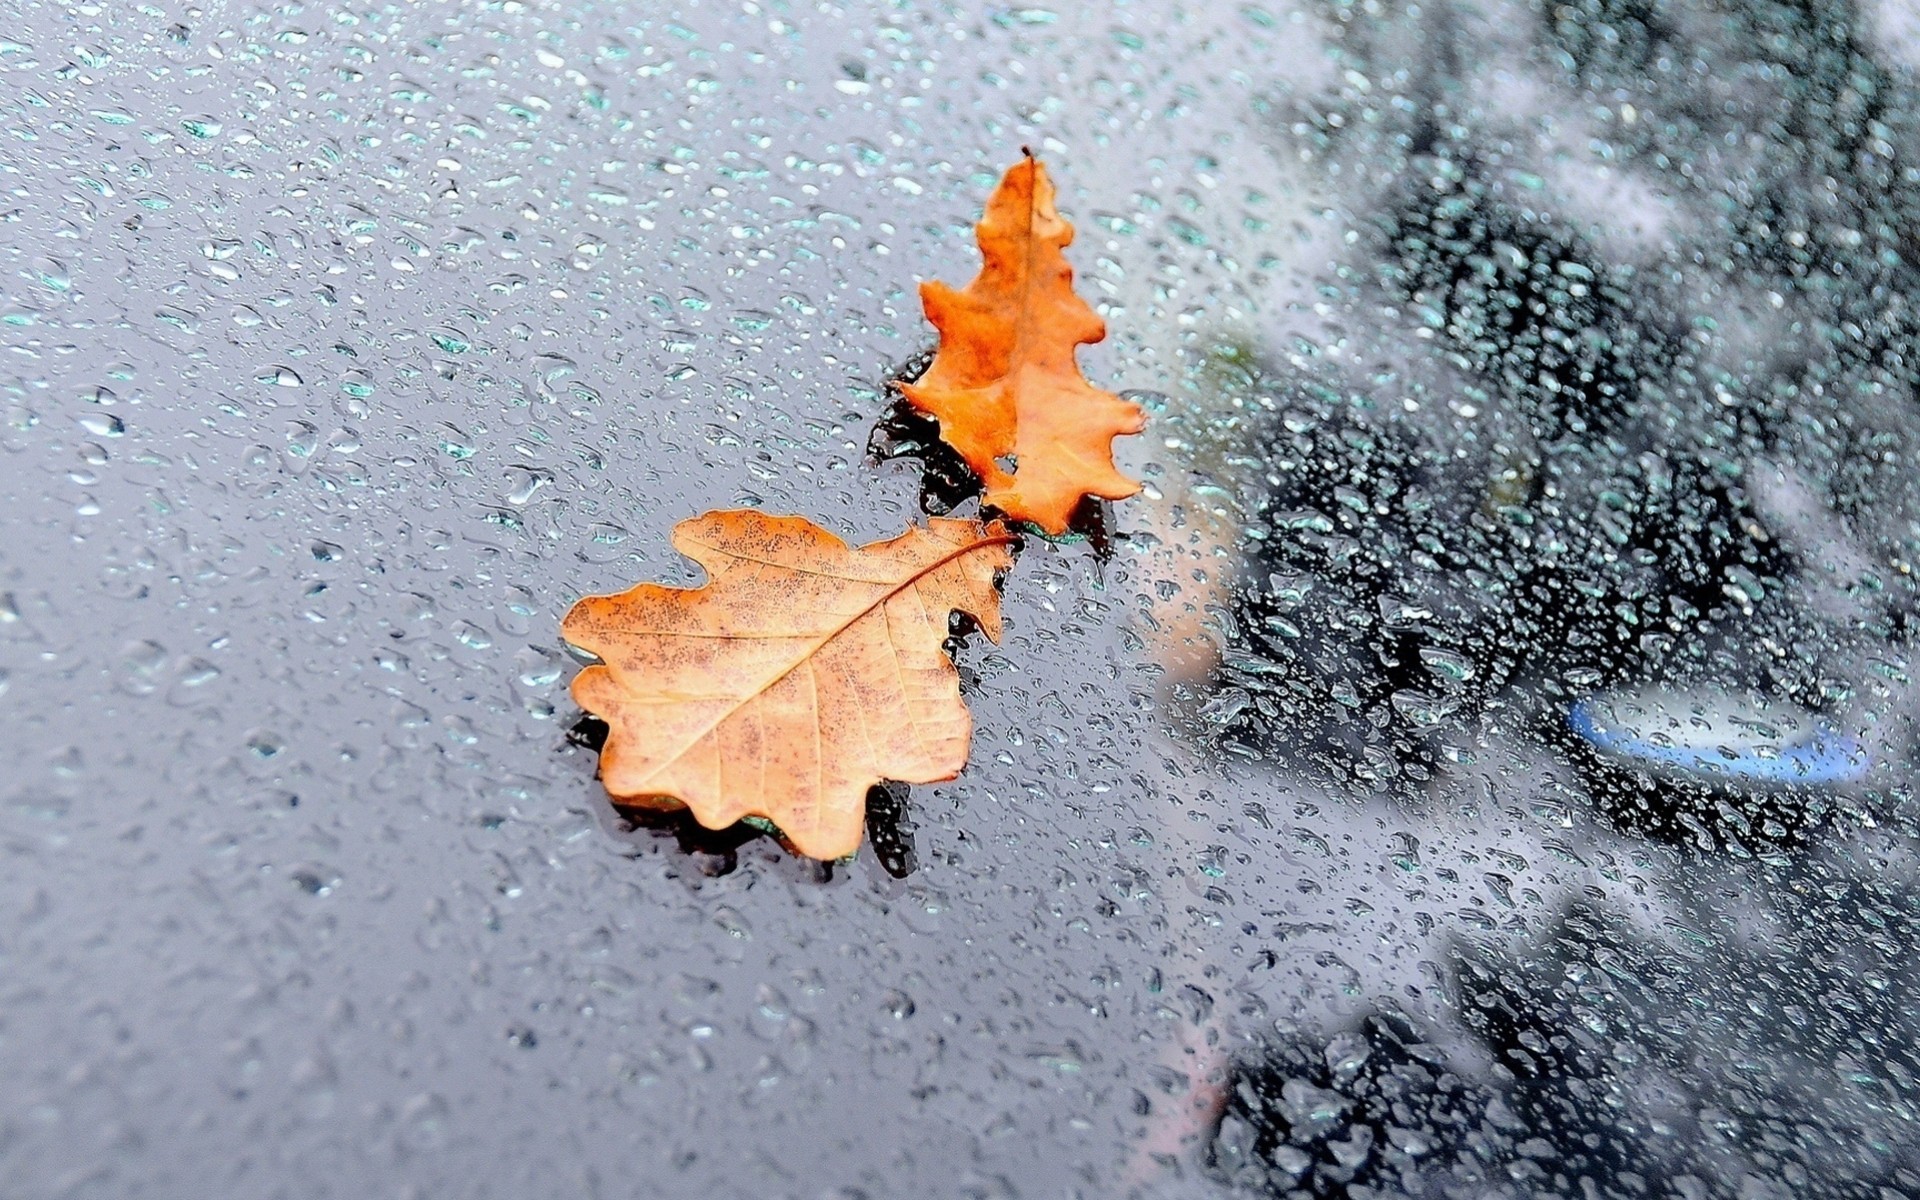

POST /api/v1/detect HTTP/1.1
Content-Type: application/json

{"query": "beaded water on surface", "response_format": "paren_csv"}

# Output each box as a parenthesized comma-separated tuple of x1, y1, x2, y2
(1, 3, 1916, 1198)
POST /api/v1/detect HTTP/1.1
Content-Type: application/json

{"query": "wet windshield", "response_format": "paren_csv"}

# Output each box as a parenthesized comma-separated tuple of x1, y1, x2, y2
(4, 1, 1918, 1196)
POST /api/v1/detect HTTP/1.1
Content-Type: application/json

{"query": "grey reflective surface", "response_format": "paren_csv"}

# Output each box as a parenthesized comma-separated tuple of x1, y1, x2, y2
(4, 2, 1919, 1198)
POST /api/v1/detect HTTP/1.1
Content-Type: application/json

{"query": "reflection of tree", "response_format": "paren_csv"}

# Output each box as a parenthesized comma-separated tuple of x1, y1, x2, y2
(1215, 878, 1920, 1197)
(1548, 0, 1920, 535)
(1212, 190, 1808, 798)
(1450, 883, 1920, 1197)
(1188, 0, 1920, 832)
(1210, 1009, 1508, 1196)
(1175, 0, 1920, 1193)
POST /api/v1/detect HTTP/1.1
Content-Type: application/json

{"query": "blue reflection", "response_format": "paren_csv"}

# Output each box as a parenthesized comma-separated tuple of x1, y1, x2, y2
(1568, 696, 1868, 786)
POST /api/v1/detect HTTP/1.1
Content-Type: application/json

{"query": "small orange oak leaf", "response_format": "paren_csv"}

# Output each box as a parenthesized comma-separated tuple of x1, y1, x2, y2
(561, 510, 1016, 860)
(900, 153, 1147, 535)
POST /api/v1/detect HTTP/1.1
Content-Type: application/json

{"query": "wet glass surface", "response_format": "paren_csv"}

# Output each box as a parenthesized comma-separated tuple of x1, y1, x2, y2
(4, 1, 1919, 1196)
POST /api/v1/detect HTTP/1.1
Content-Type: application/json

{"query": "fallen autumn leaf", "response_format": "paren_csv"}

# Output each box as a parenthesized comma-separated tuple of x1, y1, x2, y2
(561, 510, 1016, 860)
(901, 153, 1147, 535)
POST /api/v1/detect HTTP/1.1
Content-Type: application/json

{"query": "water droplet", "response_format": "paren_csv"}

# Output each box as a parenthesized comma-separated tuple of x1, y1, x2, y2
(285, 421, 320, 459)
(77, 412, 124, 437)
(118, 639, 168, 695)
(504, 466, 552, 505)
(515, 648, 562, 688)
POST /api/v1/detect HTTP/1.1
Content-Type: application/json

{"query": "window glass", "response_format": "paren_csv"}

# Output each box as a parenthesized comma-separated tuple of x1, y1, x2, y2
(3, 2, 1916, 1196)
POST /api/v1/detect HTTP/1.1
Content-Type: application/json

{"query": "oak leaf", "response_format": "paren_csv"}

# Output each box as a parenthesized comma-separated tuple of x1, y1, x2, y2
(561, 510, 1015, 860)
(901, 154, 1147, 535)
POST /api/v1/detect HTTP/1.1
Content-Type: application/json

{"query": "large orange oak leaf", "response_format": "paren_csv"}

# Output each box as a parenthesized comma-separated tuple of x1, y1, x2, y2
(900, 154, 1147, 535)
(561, 510, 1016, 860)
